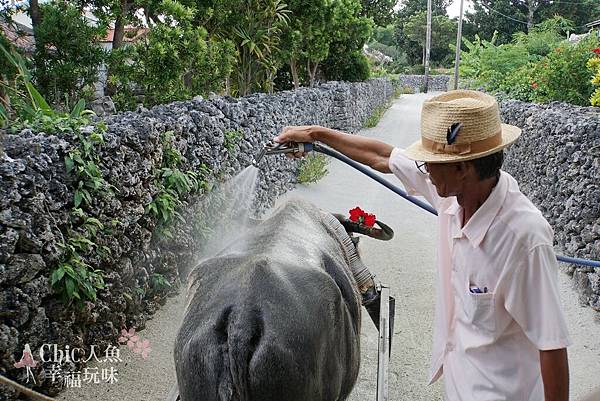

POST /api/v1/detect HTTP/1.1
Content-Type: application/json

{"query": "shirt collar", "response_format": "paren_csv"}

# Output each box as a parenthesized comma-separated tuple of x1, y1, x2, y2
(443, 171, 509, 247)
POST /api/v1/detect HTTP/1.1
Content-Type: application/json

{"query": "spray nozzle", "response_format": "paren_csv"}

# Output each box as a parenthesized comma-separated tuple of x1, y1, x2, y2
(252, 141, 315, 167)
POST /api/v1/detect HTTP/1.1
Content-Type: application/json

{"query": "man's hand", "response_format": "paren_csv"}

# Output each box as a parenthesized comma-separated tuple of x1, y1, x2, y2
(274, 125, 319, 159)
(540, 348, 569, 401)
(273, 125, 394, 172)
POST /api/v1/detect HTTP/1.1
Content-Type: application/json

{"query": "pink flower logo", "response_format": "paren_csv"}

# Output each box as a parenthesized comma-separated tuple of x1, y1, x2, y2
(118, 327, 151, 359)
(133, 339, 152, 359)
(118, 328, 140, 350)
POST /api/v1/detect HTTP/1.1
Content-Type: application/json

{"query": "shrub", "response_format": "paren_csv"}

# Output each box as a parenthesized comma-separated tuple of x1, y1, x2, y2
(405, 64, 425, 75)
(298, 154, 329, 184)
(322, 51, 370, 82)
(528, 36, 599, 106)
(458, 20, 599, 107)
(588, 51, 600, 106)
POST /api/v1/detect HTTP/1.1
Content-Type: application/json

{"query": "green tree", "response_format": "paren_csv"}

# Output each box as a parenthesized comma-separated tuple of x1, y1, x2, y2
(0, 32, 16, 121)
(32, 1, 107, 105)
(538, 0, 600, 32)
(404, 11, 456, 66)
(109, 0, 235, 108)
(321, 0, 373, 81)
(464, 0, 528, 45)
(373, 24, 396, 47)
(463, 0, 599, 45)
(359, 0, 396, 26)
(393, 0, 450, 65)
(190, 0, 290, 95)
(280, 0, 335, 88)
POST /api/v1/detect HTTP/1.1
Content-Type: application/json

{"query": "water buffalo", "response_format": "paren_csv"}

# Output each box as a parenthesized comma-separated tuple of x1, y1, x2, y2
(172, 198, 392, 401)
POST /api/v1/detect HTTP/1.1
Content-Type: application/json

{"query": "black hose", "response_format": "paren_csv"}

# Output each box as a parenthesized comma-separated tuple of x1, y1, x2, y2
(311, 143, 600, 269)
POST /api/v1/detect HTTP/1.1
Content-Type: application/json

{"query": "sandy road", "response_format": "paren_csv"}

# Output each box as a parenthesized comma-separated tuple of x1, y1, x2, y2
(58, 93, 600, 401)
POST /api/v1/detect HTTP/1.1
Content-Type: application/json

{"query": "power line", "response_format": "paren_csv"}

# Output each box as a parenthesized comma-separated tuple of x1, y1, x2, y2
(548, 1, 595, 4)
(479, 2, 529, 25)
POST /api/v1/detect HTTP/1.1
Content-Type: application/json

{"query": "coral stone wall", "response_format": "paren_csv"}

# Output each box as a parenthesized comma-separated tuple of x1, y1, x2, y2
(0, 79, 394, 399)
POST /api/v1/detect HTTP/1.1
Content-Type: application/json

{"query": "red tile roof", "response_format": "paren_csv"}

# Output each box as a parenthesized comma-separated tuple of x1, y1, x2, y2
(0, 20, 35, 53)
(100, 27, 149, 43)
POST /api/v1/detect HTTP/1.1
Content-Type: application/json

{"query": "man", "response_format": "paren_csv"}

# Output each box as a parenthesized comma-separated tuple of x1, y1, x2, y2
(274, 90, 571, 401)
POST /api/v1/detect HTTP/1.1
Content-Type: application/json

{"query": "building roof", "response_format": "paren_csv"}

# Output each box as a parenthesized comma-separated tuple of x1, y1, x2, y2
(586, 19, 600, 28)
(0, 19, 34, 53)
(100, 27, 149, 43)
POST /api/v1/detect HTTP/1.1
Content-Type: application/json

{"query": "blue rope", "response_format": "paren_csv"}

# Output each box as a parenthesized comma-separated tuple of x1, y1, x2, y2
(312, 143, 600, 269)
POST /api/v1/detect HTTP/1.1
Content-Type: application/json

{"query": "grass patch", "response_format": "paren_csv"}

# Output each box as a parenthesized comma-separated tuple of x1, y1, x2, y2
(364, 98, 395, 128)
(298, 154, 329, 184)
(364, 82, 410, 128)
(400, 85, 415, 94)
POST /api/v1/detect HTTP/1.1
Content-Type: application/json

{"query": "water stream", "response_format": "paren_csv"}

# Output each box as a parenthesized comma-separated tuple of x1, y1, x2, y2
(191, 165, 261, 267)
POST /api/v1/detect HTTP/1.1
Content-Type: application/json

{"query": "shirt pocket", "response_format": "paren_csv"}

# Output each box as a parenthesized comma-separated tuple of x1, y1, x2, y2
(463, 277, 496, 333)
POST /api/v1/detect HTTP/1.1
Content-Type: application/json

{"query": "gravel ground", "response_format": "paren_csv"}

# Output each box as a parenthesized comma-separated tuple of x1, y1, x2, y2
(58, 93, 600, 401)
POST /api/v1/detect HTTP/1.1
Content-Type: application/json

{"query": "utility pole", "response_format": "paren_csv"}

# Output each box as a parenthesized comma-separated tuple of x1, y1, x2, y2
(423, 0, 432, 93)
(453, 0, 465, 90)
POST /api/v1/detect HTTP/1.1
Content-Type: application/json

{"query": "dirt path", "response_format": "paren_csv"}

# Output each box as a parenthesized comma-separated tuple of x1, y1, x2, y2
(58, 93, 600, 401)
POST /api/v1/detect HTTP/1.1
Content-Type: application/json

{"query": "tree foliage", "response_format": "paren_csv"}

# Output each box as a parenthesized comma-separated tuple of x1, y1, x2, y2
(359, 0, 396, 26)
(393, 0, 452, 66)
(321, 0, 373, 82)
(458, 20, 599, 107)
(404, 11, 456, 65)
(464, 0, 600, 46)
(464, 0, 528, 45)
(108, 0, 235, 109)
(32, 1, 107, 105)
(279, 0, 332, 88)
(1, 0, 391, 113)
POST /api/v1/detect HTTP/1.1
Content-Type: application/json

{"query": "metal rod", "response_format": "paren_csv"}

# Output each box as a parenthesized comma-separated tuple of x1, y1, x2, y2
(376, 285, 390, 401)
(453, 0, 465, 90)
(423, 0, 433, 93)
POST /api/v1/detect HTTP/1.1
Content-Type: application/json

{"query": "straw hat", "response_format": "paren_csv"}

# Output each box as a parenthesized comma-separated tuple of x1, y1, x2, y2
(403, 90, 522, 163)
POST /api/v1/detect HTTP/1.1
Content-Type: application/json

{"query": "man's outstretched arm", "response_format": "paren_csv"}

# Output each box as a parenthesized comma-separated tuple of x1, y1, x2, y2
(274, 125, 394, 173)
(540, 348, 569, 401)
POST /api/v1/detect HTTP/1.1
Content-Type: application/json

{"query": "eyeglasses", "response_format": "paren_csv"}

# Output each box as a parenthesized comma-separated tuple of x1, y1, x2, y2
(415, 161, 429, 174)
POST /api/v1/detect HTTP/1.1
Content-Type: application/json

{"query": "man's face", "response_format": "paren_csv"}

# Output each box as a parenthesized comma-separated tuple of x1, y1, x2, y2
(426, 162, 467, 198)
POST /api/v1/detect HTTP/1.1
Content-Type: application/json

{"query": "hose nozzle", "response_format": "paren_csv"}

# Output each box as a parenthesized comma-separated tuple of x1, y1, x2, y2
(252, 141, 314, 167)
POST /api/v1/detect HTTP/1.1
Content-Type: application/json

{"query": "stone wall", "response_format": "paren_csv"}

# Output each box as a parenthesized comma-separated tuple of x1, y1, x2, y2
(395, 74, 450, 93)
(0, 78, 394, 399)
(500, 100, 600, 311)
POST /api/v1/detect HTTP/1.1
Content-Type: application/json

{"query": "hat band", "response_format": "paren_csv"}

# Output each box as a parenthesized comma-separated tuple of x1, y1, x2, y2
(421, 131, 503, 156)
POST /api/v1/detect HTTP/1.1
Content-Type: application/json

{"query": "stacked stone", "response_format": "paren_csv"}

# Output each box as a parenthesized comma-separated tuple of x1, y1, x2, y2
(395, 75, 451, 92)
(500, 99, 600, 311)
(0, 78, 394, 399)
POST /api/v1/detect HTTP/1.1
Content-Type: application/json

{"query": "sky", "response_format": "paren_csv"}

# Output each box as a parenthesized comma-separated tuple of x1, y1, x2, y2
(446, 0, 475, 18)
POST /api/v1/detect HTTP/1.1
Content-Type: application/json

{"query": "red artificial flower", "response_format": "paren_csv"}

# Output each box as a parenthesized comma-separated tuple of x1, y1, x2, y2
(531, 82, 538, 89)
(363, 213, 376, 227)
(593, 48, 600, 54)
(349, 207, 364, 222)
(348, 207, 376, 227)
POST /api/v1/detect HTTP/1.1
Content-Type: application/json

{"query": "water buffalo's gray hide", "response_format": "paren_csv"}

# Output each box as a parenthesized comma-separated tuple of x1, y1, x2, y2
(174, 198, 362, 401)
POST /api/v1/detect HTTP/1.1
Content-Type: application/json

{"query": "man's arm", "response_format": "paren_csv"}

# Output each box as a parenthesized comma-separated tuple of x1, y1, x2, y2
(540, 348, 569, 401)
(274, 125, 394, 173)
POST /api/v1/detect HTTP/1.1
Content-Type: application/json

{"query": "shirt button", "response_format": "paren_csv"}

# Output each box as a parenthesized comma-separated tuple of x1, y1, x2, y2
(446, 342, 455, 352)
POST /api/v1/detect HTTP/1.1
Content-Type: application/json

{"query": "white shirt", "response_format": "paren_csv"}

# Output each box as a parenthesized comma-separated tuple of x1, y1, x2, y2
(388, 148, 572, 401)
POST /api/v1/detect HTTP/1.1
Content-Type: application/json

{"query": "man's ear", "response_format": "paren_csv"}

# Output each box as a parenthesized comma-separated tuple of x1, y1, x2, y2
(456, 161, 473, 180)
